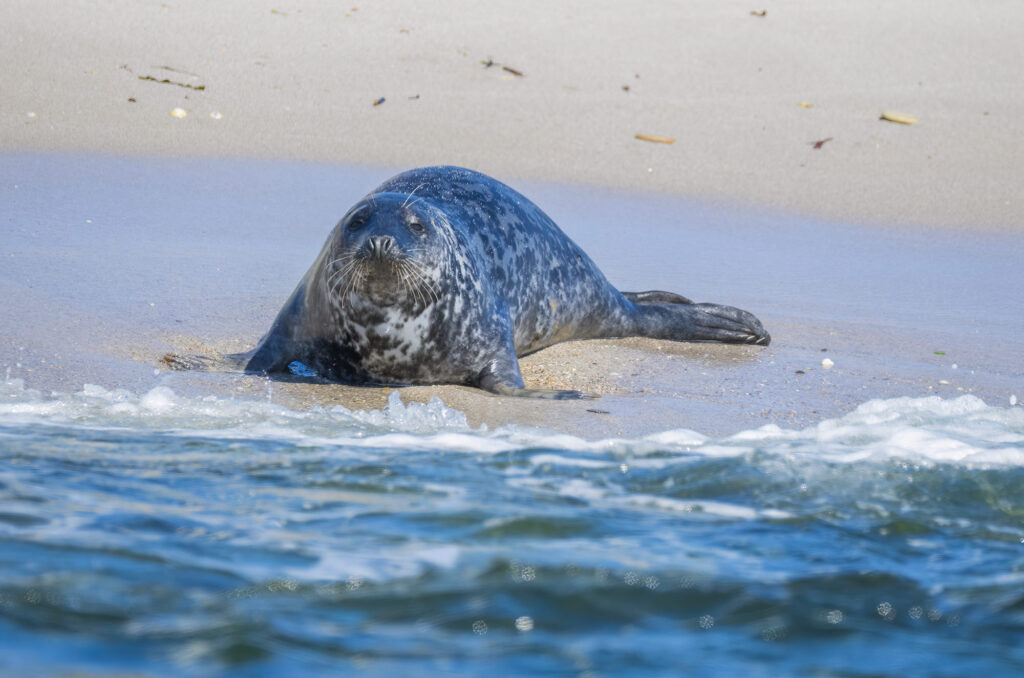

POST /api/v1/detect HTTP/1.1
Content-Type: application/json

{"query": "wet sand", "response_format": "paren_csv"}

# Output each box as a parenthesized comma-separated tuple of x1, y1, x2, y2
(3, 153, 1021, 438)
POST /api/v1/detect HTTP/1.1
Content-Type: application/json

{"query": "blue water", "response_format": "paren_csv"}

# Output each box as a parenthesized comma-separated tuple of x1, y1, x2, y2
(1, 378, 1022, 677)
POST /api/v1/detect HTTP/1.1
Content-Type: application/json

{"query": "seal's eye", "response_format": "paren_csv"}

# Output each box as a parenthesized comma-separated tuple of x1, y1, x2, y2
(408, 219, 426, 235)
(347, 213, 367, 232)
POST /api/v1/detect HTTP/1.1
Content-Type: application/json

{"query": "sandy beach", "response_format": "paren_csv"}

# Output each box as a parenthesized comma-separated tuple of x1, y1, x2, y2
(2, 1, 1022, 437)
(4, 0, 1023, 230)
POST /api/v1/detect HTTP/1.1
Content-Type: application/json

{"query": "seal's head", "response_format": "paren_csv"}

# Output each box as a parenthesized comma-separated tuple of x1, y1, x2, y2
(324, 192, 453, 309)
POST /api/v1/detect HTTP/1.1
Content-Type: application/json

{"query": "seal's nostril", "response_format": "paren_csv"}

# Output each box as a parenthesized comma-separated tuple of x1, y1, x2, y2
(368, 235, 394, 256)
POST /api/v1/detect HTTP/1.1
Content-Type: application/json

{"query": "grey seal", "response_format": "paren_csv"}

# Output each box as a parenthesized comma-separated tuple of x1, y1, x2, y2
(176, 166, 770, 399)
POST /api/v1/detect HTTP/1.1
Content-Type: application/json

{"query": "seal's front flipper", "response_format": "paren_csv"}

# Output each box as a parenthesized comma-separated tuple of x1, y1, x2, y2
(475, 357, 599, 400)
(622, 290, 693, 305)
(635, 302, 771, 346)
(161, 353, 213, 371)
(483, 380, 599, 400)
(160, 352, 250, 372)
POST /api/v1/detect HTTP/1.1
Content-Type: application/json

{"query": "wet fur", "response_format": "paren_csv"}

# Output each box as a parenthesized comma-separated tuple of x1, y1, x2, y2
(182, 167, 770, 399)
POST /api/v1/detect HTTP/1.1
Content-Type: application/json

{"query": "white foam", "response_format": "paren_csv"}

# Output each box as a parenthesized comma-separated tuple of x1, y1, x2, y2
(138, 385, 180, 414)
(626, 495, 793, 521)
(727, 395, 1024, 465)
(557, 478, 610, 502)
(341, 390, 471, 433)
(551, 477, 794, 522)
(528, 453, 615, 469)
(0, 379, 475, 442)
(292, 543, 462, 583)
(2, 378, 1022, 467)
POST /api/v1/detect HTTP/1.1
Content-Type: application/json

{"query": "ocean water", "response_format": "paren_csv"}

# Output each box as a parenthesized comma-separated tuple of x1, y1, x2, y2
(1, 378, 1022, 677)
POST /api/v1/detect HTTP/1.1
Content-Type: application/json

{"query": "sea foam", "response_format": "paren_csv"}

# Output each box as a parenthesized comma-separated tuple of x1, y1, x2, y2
(1, 378, 1021, 466)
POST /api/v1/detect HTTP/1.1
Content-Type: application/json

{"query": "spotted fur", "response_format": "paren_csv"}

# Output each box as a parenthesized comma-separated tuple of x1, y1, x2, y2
(241, 167, 770, 399)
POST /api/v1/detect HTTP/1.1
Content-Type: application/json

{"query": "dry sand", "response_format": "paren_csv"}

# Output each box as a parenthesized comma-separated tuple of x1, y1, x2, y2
(3, 0, 1022, 230)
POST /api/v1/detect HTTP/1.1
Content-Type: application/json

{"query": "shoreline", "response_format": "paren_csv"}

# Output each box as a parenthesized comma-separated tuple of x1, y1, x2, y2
(3, 1, 1022, 435)
(3, 151, 1020, 438)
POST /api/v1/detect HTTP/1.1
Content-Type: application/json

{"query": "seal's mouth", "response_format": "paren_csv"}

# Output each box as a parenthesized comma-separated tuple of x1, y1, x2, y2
(327, 239, 440, 308)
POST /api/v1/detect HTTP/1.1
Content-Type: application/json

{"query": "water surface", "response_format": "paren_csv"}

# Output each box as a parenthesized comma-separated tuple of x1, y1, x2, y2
(1, 380, 1023, 676)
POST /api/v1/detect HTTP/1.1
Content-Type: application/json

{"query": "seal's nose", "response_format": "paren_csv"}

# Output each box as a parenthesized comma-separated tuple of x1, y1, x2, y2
(367, 235, 396, 258)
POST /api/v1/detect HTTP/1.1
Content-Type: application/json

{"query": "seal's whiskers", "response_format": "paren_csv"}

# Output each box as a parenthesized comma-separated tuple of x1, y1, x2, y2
(400, 183, 426, 209)
(396, 255, 440, 307)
